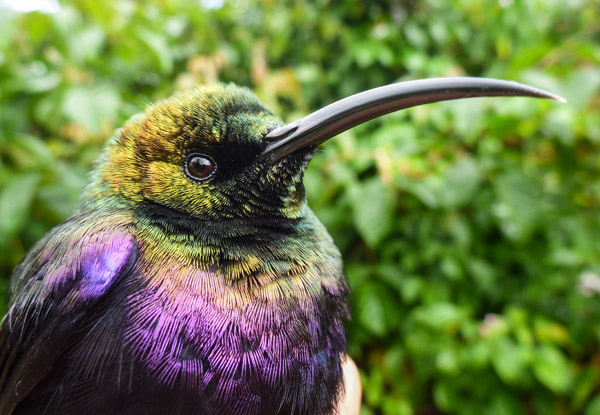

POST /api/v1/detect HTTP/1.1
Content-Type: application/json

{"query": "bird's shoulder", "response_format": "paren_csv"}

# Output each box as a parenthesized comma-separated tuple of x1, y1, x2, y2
(9, 210, 137, 299)
(0, 209, 138, 414)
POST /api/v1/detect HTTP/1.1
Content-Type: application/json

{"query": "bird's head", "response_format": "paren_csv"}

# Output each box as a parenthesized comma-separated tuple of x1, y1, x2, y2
(84, 84, 312, 220)
(83, 80, 563, 224)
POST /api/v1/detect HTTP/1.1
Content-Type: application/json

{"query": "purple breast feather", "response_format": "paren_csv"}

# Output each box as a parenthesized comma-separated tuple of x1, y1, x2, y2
(124, 254, 347, 404)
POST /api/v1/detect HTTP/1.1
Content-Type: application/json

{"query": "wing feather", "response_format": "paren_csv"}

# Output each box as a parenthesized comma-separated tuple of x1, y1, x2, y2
(0, 213, 137, 414)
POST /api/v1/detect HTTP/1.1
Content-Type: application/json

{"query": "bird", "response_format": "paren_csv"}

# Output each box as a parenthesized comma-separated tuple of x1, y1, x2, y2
(0, 78, 563, 415)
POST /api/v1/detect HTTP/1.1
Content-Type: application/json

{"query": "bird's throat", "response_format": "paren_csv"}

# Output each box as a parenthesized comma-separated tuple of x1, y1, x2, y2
(133, 200, 333, 286)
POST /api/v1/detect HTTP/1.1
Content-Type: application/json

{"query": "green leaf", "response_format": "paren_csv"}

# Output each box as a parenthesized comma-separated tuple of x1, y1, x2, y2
(62, 85, 120, 133)
(135, 27, 174, 74)
(403, 177, 441, 208)
(67, 25, 106, 63)
(350, 177, 396, 247)
(433, 380, 455, 411)
(533, 345, 573, 394)
(363, 366, 384, 406)
(355, 282, 397, 337)
(382, 397, 413, 415)
(440, 158, 481, 208)
(573, 368, 600, 410)
(585, 395, 600, 415)
(436, 348, 459, 374)
(414, 302, 464, 331)
(494, 171, 545, 241)
(484, 390, 521, 415)
(0, 173, 40, 239)
(564, 68, 600, 110)
(491, 338, 531, 384)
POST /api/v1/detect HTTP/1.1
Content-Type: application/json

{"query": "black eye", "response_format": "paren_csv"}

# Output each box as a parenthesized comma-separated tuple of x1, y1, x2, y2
(185, 154, 216, 181)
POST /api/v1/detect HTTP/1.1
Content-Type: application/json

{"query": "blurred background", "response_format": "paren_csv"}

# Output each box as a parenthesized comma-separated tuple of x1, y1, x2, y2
(1, 0, 599, 413)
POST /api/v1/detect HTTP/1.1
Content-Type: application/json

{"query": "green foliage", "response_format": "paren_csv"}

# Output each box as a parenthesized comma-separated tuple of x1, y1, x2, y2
(1, 0, 599, 413)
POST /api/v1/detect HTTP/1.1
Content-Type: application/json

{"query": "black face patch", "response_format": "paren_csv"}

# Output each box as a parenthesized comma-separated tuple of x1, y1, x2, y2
(180, 142, 264, 184)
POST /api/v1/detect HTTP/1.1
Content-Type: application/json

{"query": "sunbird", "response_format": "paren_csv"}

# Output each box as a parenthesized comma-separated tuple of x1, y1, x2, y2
(0, 78, 563, 415)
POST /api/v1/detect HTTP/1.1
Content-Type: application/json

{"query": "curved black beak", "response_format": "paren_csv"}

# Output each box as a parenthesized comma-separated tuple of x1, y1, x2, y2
(261, 77, 565, 163)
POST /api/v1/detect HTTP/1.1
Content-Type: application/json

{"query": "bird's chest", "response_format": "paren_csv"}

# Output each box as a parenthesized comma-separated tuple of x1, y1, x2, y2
(122, 255, 349, 414)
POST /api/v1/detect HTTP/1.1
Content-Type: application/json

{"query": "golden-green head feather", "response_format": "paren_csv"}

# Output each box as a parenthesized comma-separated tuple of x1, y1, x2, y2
(81, 83, 309, 220)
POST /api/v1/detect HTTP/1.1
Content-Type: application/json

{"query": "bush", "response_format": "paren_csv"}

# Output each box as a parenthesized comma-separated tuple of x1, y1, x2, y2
(1, 0, 599, 413)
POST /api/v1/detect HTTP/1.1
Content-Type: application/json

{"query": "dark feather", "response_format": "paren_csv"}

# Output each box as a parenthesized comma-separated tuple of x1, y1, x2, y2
(0, 212, 137, 414)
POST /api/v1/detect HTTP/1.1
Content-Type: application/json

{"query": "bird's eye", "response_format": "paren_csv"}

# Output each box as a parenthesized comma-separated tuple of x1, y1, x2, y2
(185, 154, 216, 181)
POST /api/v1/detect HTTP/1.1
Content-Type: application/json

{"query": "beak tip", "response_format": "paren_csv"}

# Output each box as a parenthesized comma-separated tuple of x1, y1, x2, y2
(554, 95, 568, 104)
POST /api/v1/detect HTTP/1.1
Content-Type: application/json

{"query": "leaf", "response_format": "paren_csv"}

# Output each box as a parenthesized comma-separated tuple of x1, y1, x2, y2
(0, 172, 40, 239)
(67, 25, 106, 63)
(484, 390, 521, 415)
(355, 282, 397, 337)
(573, 368, 600, 410)
(350, 177, 396, 247)
(493, 171, 545, 241)
(62, 85, 120, 133)
(135, 27, 174, 74)
(448, 99, 486, 142)
(20, 71, 61, 93)
(533, 317, 569, 346)
(414, 302, 464, 331)
(403, 177, 441, 208)
(440, 157, 481, 208)
(436, 348, 459, 374)
(533, 345, 573, 394)
(564, 68, 600, 110)
(382, 397, 413, 415)
(491, 338, 531, 384)
(585, 396, 600, 415)
(433, 380, 455, 411)
(363, 366, 384, 407)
